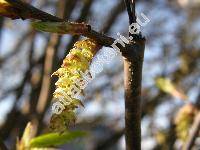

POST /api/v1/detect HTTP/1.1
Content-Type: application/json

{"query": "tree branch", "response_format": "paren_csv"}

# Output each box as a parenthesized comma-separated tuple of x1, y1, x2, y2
(123, 0, 145, 150)
(2, 0, 144, 59)
(124, 42, 145, 150)
(131, 0, 136, 23)
(124, 0, 136, 24)
(3, 0, 116, 48)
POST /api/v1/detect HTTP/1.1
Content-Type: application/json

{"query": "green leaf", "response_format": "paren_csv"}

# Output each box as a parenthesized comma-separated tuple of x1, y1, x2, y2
(31, 21, 90, 35)
(30, 131, 87, 148)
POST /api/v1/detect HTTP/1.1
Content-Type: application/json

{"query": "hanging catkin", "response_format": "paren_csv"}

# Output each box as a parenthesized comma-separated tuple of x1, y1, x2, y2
(50, 39, 100, 132)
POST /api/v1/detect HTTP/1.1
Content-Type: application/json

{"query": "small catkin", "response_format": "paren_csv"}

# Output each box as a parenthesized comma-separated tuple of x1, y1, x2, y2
(174, 104, 198, 141)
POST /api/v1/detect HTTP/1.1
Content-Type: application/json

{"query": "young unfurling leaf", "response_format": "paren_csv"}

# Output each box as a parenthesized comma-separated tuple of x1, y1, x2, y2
(16, 122, 36, 150)
(32, 21, 90, 35)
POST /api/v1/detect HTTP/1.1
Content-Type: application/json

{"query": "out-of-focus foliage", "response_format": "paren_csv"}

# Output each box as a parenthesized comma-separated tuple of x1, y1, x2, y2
(155, 130, 168, 149)
(155, 77, 188, 100)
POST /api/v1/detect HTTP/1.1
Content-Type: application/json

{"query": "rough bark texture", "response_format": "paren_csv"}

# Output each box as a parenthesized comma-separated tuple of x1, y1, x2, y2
(124, 40, 145, 150)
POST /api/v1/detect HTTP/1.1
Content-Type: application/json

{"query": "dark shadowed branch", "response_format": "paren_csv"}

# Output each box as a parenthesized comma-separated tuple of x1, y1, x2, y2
(124, 0, 136, 24)
(123, 0, 145, 150)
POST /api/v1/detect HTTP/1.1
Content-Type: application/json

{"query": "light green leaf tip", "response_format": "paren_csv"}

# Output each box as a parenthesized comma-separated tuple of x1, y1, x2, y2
(31, 21, 71, 34)
(30, 131, 87, 148)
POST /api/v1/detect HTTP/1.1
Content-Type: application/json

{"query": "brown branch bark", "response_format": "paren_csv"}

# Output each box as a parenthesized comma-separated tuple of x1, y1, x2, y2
(124, 40, 145, 150)
(123, 1, 145, 150)
(124, 0, 136, 24)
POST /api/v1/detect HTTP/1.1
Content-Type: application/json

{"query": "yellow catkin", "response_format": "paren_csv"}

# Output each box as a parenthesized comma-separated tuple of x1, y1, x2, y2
(50, 39, 100, 132)
(174, 104, 198, 141)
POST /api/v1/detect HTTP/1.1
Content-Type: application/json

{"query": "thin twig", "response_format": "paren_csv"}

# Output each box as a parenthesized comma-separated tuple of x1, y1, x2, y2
(124, 0, 136, 24)
(131, 0, 136, 23)
(124, 0, 134, 24)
